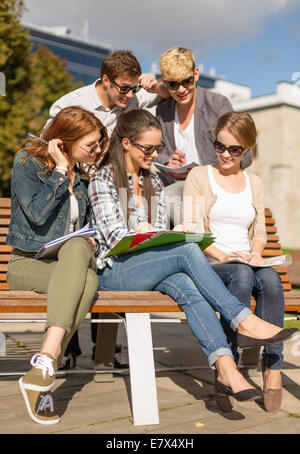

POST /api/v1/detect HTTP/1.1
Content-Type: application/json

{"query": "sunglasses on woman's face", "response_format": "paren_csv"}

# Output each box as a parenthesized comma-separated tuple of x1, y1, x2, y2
(131, 140, 165, 156)
(164, 75, 195, 91)
(213, 140, 245, 157)
(78, 130, 107, 156)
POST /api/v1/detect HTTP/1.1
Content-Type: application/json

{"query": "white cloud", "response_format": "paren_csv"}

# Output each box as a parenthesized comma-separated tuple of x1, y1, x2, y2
(22, 0, 300, 65)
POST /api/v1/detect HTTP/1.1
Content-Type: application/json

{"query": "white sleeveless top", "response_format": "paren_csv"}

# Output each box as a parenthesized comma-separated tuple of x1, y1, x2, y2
(207, 165, 255, 264)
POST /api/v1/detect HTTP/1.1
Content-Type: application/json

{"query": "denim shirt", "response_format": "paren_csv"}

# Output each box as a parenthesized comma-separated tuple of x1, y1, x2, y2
(6, 151, 90, 251)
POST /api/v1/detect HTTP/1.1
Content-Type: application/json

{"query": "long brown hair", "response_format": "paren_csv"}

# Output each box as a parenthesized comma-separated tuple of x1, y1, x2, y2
(20, 106, 108, 177)
(101, 109, 162, 224)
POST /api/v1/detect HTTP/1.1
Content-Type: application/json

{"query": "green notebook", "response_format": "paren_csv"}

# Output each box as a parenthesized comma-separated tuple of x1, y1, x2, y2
(105, 231, 215, 258)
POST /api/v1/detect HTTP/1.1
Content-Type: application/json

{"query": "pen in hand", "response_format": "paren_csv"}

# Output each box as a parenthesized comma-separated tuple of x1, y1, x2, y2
(27, 132, 48, 146)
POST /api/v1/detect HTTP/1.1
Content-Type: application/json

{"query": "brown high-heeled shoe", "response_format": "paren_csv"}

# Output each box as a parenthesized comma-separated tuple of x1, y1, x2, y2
(261, 360, 282, 413)
(214, 370, 234, 412)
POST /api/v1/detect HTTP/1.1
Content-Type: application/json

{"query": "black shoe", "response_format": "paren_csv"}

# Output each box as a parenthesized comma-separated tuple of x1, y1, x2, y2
(114, 353, 129, 369)
(58, 353, 76, 371)
(214, 370, 234, 412)
(237, 328, 298, 348)
(215, 379, 262, 402)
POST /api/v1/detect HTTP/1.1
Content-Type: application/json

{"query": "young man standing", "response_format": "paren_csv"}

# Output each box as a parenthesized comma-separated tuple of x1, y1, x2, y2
(155, 47, 252, 223)
(49, 49, 169, 137)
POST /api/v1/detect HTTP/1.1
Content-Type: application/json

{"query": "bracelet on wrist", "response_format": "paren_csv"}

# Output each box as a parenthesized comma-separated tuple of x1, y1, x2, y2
(55, 166, 68, 174)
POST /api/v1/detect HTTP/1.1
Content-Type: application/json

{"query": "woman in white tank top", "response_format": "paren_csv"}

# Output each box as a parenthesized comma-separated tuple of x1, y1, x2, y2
(183, 112, 286, 414)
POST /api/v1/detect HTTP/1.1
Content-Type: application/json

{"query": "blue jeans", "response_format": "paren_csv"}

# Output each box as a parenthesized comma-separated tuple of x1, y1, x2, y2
(98, 243, 252, 367)
(213, 263, 285, 370)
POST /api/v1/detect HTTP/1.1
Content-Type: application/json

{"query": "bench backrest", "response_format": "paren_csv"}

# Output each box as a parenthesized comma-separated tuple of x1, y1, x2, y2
(0, 198, 292, 292)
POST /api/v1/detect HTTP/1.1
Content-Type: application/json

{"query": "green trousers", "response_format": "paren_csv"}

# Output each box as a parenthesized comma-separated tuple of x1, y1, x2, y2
(7, 237, 98, 364)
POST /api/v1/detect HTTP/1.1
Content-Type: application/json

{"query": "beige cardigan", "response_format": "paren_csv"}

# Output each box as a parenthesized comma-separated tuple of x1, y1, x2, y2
(182, 165, 267, 247)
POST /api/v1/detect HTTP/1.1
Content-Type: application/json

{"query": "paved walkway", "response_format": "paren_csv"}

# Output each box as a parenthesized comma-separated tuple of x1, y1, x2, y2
(0, 314, 299, 435)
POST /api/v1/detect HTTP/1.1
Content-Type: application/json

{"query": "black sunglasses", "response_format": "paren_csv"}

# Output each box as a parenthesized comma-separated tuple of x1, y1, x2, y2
(164, 75, 195, 91)
(110, 78, 142, 95)
(131, 140, 165, 156)
(213, 140, 245, 157)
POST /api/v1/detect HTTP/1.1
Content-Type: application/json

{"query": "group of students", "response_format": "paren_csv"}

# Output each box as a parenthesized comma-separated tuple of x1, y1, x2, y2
(6, 47, 297, 425)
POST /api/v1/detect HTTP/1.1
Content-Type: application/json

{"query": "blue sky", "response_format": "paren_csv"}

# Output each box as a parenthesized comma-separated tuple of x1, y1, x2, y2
(189, 7, 300, 97)
(22, 0, 300, 97)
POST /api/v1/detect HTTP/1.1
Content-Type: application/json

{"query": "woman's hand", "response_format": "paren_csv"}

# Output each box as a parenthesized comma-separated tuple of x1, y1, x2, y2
(48, 139, 69, 169)
(172, 224, 195, 233)
(135, 222, 154, 233)
(85, 237, 97, 253)
(248, 252, 265, 266)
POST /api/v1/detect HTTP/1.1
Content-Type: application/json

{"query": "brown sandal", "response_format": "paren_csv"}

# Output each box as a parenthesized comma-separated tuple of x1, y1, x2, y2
(261, 360, 282, 413)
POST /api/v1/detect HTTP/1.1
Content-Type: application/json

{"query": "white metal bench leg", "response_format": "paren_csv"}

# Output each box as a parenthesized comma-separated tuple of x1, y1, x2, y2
(0, 332, 5, 356)
(125, 313, 159, 426)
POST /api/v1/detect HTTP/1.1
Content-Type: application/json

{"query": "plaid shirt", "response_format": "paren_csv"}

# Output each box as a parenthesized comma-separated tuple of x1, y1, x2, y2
(88, 165, 169, 269)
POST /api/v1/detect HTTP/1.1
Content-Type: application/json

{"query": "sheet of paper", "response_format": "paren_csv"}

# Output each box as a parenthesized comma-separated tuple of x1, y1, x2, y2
(154, 161, 198, 174)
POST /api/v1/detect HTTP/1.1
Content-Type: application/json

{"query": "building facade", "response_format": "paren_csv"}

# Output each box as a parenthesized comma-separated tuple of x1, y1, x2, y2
(25, 23, 111, 85)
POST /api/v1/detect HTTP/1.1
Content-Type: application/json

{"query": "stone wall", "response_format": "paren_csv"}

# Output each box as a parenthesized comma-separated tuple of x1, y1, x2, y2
(246, 105, 300, 249)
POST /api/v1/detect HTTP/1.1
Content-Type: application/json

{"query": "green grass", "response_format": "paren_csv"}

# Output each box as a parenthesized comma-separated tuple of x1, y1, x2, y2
(284, 313, 300, 330)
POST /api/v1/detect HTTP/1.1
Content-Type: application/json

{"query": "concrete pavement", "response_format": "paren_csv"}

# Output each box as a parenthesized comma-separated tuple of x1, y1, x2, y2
(0, 313, 299, 435)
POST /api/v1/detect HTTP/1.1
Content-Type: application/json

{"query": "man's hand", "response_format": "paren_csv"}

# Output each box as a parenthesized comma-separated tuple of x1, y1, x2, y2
(168, 150, 186, 168)
(167, 150, 190, 180)
(140, 74, 170, 99)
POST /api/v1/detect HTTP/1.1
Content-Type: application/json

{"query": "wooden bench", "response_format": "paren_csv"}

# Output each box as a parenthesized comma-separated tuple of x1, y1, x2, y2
(0, 197, 299, 426)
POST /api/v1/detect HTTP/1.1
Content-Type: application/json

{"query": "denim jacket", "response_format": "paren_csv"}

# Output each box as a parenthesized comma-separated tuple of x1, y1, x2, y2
(6, 151, 90, 251)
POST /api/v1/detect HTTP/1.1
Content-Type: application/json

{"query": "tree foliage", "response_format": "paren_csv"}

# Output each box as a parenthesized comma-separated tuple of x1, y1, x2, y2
(0, 0, 81, 195)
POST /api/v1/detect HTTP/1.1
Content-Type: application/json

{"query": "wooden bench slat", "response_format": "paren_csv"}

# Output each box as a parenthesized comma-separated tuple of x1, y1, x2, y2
(265, 218, 275, 226)
(266, 242, 281, 249)
(265, 208, 272, 217)
(262, 250, 283, 257)
(0, 245, 12, 253)
(0, 289, 299, 314)
(266, 235, 279, 242)
(0, 198, 11, 208)
(266, 226, 277, 233)
(0, 283, 10, 289)
(0, 220, 10, 227)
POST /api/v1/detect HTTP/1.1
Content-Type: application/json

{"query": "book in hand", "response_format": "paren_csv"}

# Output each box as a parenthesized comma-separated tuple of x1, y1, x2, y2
(105, 230, 215, 258)
(154, 161, 198, 174)
(228, 254, 292, 267)
(35, 224, 96, 260)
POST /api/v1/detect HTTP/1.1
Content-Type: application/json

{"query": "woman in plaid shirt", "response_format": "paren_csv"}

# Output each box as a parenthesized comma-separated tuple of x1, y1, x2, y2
(89, 109, 295, 405)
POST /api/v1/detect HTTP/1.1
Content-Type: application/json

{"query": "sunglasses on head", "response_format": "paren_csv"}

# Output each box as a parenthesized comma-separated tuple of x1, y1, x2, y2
(110, 78, 142, 95)
(164, 75, 195, 91)
(130, 140, 165, 156)
(213, 140, 245, 157)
